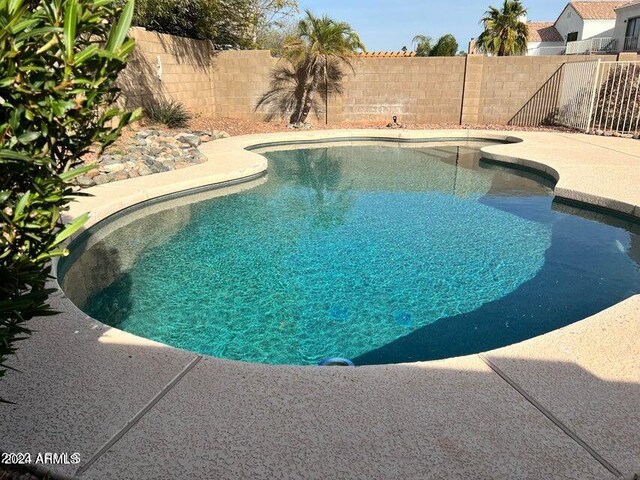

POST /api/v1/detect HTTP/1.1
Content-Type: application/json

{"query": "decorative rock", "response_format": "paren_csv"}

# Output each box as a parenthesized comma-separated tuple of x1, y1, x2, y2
(176, 133, 201, 147)
(77, 128, 224, 188)
(157, 136, 175, 146)
(113, 171, 130, 181)
(142, 156, 155, 166)
(137, 165, 152, 176)
(93, 174, 110, 185)
(100, 154, 123, 165)
(211, 130, 230, 139)
(86, 169, 100, 179)
(101, 162, 125, 173)
(162, 160, 176, 170)
(76, 175, 95, 188)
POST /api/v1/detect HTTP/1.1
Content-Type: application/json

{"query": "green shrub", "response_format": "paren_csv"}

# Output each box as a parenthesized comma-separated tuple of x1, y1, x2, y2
(145, 99, 191, 128)
(0, 0, 139, 399)
(132, 0, 254, 47)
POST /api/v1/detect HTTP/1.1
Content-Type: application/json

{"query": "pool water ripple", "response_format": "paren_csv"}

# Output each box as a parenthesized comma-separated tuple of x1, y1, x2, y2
(60, 143, 640, 365)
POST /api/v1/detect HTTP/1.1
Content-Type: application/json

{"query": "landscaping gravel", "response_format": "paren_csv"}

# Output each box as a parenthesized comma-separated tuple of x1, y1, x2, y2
(76, 129, 229, 188)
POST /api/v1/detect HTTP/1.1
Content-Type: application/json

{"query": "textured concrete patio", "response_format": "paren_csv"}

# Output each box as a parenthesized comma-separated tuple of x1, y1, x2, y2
(1, 130, 639, 480)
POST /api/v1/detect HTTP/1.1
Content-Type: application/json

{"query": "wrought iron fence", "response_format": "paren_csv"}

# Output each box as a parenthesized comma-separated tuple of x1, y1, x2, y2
(554, 60, 640, 135)
(591, 61, 640, 134)
(555, 61, 601, 131)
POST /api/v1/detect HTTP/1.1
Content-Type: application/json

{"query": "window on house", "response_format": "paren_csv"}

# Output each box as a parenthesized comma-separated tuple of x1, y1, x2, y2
(567, 32, 579, 43)
(626, 17, 640, 39)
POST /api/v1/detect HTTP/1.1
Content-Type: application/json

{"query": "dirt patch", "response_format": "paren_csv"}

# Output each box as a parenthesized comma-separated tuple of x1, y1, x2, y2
(188, 117, 578, 137)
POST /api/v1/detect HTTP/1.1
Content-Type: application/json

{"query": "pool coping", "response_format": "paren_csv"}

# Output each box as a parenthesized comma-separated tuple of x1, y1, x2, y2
(2, 129, 639, 480)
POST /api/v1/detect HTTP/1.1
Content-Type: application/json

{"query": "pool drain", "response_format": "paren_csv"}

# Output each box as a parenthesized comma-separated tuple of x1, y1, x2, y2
(318, 357, 355, 367)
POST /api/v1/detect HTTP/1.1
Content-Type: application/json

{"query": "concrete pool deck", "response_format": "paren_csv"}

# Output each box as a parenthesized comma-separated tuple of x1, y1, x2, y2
(1, 129, 639, 479)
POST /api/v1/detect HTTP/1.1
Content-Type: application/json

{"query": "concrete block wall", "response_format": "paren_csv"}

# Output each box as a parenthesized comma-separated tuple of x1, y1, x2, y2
(211, 51, 277, 120)
(119, 28, 216, 114)
(459, 55, 484, 125)
(470, 54, 616, 125)
(120, 29, 637, 126)
(336, 57, 466, 124)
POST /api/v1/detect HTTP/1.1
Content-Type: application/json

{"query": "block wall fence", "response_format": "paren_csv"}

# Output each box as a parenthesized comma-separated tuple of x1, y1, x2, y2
(120, 28, 638, 126)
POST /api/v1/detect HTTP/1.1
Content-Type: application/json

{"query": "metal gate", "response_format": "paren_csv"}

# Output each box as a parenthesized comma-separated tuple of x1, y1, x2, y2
(555, 61, 600, 131)
(556, 60, 640, 135)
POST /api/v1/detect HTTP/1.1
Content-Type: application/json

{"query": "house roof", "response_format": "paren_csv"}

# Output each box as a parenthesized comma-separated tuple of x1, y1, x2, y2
(615, 0, 640, 9)
(359, 51, 416, 58)
(566, 1, 629, 20)
(527, 22, 564, 42)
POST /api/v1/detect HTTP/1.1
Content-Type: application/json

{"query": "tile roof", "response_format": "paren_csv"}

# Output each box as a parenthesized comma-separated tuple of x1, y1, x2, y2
(358, 51, 417, 58)
(527, 22, 564, 42)
(568, 1, 629, 20)
(616, 0, 640, 9)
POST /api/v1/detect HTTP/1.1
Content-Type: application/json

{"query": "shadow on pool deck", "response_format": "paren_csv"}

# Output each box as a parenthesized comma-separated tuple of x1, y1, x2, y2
(1, 323, 639, 480)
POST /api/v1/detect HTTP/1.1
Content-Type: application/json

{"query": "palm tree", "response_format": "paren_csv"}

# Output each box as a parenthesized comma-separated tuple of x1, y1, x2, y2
(477, 0, 529, 56)
(283, 10, 365, 126)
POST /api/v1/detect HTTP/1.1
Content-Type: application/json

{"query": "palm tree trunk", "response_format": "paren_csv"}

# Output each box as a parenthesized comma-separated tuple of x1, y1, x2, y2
(298, 67, 321, 125)
(289, 66, 308, 125)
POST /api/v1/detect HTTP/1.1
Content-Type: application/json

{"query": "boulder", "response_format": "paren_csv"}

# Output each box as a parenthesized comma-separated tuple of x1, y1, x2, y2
(137, 164, 152, 176)
(101, 162, 125, 173)
(99, 154, 124, 165)
(176, 133, 201, 147)
(93, 174, 109, 185)
(211, 130, 230, 139)
(76, 175, 95, 188)
(113, 171, 130, 181)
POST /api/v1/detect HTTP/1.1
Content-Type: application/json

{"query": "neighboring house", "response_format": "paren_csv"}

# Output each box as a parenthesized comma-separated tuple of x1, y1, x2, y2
(527, 22, 565, 55)
(525, 1, 633, 55)
(554, 1, 626, 42)
(613, 0, 640, 51)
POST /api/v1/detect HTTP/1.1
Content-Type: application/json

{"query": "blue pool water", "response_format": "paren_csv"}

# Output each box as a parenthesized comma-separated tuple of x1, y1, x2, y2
(61, 142, 640, 365)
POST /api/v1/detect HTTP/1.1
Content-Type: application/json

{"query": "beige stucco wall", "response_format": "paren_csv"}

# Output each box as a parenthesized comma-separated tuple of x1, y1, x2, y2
(119, 28, 216, 114)
(211, 50, 277, 120)
(336, 57, 466, 123)
(120, 29, 636, 126)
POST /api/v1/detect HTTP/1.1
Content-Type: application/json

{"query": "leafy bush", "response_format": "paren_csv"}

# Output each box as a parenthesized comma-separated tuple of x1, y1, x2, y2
(413, 34, 460, 57)
(429, 34, 459, 57)
(145, 99, 192, 128)
(0, 0, 139, 398)
(132, 0, 254, 48)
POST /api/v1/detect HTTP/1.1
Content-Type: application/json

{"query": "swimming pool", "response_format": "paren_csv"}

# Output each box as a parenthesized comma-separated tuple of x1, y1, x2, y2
(59, 140, 640, 365)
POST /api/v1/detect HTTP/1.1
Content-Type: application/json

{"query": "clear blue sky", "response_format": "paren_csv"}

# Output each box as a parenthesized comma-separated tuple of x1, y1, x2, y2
(297, 0, 565, 52)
